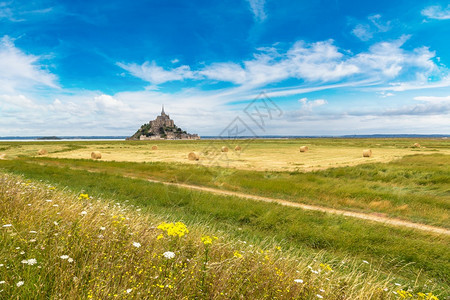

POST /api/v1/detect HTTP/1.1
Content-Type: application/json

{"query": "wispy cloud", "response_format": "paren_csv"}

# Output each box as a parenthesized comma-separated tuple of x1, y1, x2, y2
(421, 5, 450, 20)
(0, 36, 58, 94)
(246, 0, 267, 22)
(0, 2, 23, 22)
(116, 61, 196, 85)
(382, 102, 450, 116)
(119, 36, 440, 94)
(414, 95, 450, 102)
(379, 76, 450, 92)
(352, 14, 391, 41)
(0, 2, 54, 22)
(352, 24, 373, 41)
(299, 97, 327, 112)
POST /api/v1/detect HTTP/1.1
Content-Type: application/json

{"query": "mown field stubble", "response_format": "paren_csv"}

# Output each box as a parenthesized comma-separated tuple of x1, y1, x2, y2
(0, 138, 449, 299)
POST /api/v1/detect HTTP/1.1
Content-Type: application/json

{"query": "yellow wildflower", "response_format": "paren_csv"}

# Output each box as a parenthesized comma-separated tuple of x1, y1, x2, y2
(78, 193, 89, 200)
(397, 290, 413, 299)
(201, 236, 213, 245)
(157, 222, 189, 237)
(233, 251, 242, 258)
(320, 263, 333, 272)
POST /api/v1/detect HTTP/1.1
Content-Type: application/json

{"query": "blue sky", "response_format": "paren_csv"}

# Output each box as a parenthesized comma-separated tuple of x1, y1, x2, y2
(0, 0, 449, 136)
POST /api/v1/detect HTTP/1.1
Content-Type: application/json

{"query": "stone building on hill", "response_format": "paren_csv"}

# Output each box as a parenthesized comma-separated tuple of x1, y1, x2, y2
(149, 105, 174, 133)
(127, 106, 200, 140)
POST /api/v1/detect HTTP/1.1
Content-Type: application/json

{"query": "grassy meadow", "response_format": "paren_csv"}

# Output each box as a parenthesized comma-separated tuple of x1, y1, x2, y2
(0, 138, 449, 299)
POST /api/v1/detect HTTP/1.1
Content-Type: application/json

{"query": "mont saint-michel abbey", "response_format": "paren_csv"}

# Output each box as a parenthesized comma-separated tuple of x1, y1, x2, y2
(128, 106, 200, 140)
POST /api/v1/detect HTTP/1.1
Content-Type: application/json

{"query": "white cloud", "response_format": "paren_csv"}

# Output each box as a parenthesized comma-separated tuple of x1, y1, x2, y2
(116, 61, 196, 85)
(0, 2, 54, 22)
(93, 94, 129, 112)
(170, 58, 179, 64)
(286, 40, 359, 81)
(352, 14, 391, 41)
(119, 36, 439, 93)
(352, 24, 373, 41)
(421, 5, 450, 20)
(0, 36, 58, 93)
(299, 97, 328, 112)
(350, 35, 437, 79)
(378, 91, 394, 97)
(199, 62, 247, 84)
(246, 0, 266, 22)
(0, 3, 22, 22)
(368, 14, 391, 32)
(380, 76, 450, 92)
(414, 95, 450, 102)
(0, 94, 37, 108)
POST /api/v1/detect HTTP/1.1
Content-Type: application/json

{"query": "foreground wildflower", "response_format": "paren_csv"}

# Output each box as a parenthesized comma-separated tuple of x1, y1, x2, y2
(16, 281, 24, 287)
(201, 235, 217, 245)
(320, 263, 333, 272)
(417, 292, 439, 300)
(163, 251, 175, 259)
(78, 193, 89, 200)
(157, 222, 189, 237)
(397, 290, 413, 298)
(132, 242, 141, 248)
(21, 259, 37, 265)
(233, 251, 242, 258)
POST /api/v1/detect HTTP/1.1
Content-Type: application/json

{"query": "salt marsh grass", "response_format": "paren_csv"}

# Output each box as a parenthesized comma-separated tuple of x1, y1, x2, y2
(0, 174, 444, 299)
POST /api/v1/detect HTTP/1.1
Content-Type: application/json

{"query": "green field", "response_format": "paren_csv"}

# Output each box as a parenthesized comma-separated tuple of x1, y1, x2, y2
(0, 138, 449, 299)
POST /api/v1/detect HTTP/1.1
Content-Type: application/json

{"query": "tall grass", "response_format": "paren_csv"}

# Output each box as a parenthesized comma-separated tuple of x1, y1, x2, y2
(2, 173, 439, 299)
(0, 160, 449, 296)
(23, 154, 450, 228)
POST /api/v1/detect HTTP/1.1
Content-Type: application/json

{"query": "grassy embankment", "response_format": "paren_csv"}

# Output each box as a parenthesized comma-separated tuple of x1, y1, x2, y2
(0, 157, 449, 297)
(0, 173, 445, 299)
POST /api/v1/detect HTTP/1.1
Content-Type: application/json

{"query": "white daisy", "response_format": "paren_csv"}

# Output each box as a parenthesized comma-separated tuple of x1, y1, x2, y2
(163, 251, 175, 259)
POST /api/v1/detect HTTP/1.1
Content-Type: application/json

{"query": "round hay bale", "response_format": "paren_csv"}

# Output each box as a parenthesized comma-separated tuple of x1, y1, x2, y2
(188, 152, 199, 161)
(0, 154, 5, 160)
(91, 151, 102, 160)
(152, 145, 158, 150)
(362, 149, 372, 157)
(299, 146, 309, 152)
(234, 145, 242, 151)
(413, 143, 420, 148)
(37, 149, 48, 155)
(221, 146, 229, 152)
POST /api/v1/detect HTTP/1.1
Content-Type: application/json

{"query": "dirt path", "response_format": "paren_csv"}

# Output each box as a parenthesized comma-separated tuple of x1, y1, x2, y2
(15, 159, 450, 236)
(146, 179, 450, 236)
